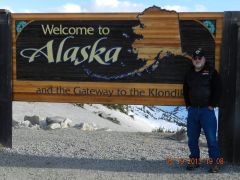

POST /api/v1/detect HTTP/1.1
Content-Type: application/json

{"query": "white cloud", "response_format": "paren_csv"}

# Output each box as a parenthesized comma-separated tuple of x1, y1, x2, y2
(22, 9, 31, 13)
(92, 0, 145, 12)
(3, 4, 84, 13)
(21, 9, 40, 13)
(60, 3, 82, 13)
(163, 5, 189, 12)
(163, 4, 207, 12)
(194, 4, 207, 12)
(95, 0, 120, 8)
(47, 3, 85, 13)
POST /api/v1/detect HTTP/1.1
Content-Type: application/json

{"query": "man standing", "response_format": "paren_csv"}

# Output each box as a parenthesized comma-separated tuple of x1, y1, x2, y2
(183, 48, 221, 173)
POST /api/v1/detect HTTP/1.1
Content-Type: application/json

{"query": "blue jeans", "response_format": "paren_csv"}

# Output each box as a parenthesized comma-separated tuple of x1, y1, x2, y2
(187, 107, 220, 160)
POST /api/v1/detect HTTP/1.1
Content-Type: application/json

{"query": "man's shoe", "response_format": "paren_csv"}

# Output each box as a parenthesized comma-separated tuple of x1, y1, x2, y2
(208, 163, 220, 173)
(186, 163, 200, 171)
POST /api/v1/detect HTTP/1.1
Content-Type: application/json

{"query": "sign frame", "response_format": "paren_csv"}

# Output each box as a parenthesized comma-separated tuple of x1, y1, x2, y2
(12, 9, 223, 105)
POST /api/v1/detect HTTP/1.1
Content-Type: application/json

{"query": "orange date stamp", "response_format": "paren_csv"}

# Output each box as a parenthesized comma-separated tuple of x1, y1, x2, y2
(165, 157, 224, 166)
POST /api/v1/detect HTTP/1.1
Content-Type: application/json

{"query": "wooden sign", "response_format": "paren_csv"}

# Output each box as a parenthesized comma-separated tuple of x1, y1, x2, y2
(12, 6, 223, 105)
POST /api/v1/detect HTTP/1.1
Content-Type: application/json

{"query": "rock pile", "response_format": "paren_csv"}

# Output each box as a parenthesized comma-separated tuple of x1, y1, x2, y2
(13, 115, 99, 131)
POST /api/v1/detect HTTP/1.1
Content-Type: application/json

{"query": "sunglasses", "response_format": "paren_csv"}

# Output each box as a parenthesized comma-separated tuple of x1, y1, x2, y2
(193, 56, 203, 60)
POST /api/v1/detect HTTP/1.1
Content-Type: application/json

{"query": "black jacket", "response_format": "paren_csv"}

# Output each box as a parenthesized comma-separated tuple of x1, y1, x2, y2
(183, 66, 221, 108)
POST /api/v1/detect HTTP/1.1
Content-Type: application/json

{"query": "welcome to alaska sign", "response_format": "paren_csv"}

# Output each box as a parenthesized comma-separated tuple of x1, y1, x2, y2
(13, 6, 223, 105)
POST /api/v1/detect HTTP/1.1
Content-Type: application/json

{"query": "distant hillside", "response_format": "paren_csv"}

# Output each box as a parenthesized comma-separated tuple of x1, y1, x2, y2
(128, 105, 187, 132)
(102, 104, 187, 132)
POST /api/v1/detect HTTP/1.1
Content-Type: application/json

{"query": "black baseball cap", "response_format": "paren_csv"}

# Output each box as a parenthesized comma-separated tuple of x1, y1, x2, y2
(192, 48, 205, 58)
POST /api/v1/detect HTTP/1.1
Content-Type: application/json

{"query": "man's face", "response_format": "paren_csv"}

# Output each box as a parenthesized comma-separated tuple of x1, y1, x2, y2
(192, 56, 206, 69)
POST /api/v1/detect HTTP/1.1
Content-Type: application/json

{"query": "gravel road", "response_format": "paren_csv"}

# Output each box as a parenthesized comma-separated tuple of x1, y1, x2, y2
(0, 128, 239, 180)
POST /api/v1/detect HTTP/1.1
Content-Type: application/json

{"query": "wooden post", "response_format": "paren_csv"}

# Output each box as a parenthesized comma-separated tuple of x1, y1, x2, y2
(233, 22, 240, 163)
(219, 12, 240, 163)
(0, 10, 12, 148)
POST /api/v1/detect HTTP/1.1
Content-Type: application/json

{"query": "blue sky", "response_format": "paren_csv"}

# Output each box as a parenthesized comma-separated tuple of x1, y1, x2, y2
(0, 0, 240, 13)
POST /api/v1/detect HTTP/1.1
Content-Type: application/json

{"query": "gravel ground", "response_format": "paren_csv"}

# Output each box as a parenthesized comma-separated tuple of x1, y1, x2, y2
(0, 128, 239, 180)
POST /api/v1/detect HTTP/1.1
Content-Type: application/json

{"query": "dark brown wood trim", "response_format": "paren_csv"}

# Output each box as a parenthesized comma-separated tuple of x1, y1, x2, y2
(219, 11, 240, 163)
(0, 10, 12, 148)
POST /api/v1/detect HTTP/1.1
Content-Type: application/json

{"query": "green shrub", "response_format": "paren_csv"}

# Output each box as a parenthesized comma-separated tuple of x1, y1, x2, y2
(104, 104, 128, 114)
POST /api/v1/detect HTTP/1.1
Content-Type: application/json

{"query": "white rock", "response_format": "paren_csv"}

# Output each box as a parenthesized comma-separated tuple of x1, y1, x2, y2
(48, 123, 61, 130)
(30, 124, 40, 130)
(79, 122, 97, 131)
(20, 120, 31, 128)
(60, 118, 73, 128)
